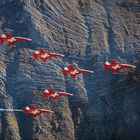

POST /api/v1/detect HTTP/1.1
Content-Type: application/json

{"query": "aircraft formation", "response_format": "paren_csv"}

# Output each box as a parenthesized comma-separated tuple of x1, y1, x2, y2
(0, 33, 137, 118)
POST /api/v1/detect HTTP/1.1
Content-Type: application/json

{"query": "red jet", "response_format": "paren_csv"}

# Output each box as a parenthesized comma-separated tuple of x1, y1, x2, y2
(104, 60, 136, 74)
(23, 104, 53, 118)
(33, 48, 64, 62)
(62, 65, 94, 78)
(42, 89, 73, 101)
(0, 33, 32, 46)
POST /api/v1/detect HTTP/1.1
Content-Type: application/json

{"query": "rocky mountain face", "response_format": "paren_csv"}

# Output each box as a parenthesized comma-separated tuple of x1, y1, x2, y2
(0, 0, 139, 140)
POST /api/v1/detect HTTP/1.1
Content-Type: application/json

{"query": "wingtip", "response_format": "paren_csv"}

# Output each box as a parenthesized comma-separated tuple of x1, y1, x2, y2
(60, 54, 65, 57)
(90, 71, 94, 73)
(28, 38, 32, 41)
(87, 70, 94, 73)
(50, 110, 54, 113)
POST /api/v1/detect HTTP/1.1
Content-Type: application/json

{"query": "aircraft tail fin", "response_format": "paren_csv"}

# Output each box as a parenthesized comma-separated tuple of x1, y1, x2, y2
(111, 60, 117, 66)
(5, 33, 12, 39)
(48, 88, 55, 94)
(29, 104, 35, 110)
(39, 48, 45, 54)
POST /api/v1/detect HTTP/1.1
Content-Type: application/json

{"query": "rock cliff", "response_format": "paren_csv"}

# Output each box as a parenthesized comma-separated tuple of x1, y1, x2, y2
(0, 0, 139, 140)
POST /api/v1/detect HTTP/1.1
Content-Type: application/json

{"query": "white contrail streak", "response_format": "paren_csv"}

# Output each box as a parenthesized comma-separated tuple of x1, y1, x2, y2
(0, 108, 23, 112)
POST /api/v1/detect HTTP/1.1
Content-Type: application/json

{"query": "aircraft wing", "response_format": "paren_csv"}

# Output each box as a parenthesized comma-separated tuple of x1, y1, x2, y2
(51, 96, 59, 101)
(49, 53, 64, 57)
(57, 92, 73, 97)
(78, 69, 94, 74)
(111, 67, 120, 74)
(9, 42, 15, 46)
(38, 109, 53, 114)
(31, 114, 38, 118)
(41, 57, 48, 62)
(120, 64, 136, 69)
(15, 37, 32, 41)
